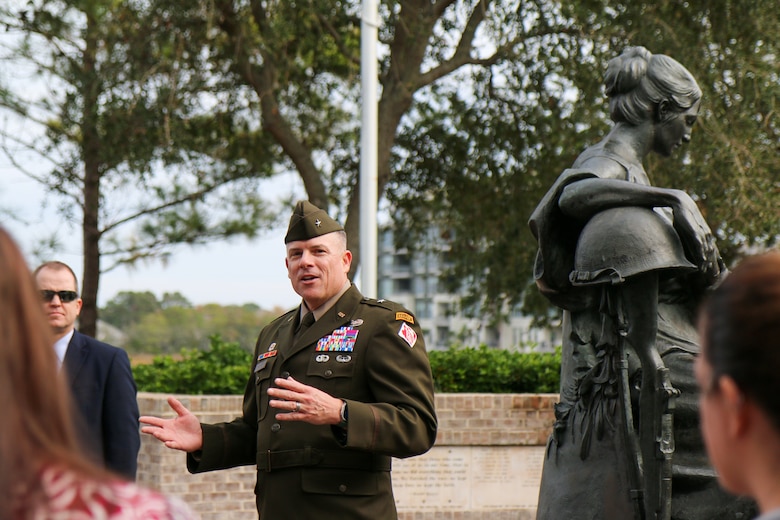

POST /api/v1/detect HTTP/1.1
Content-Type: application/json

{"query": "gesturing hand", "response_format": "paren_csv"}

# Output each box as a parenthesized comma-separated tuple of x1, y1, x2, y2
(139, 396, 204, 452)
(267, 376, 343, 426)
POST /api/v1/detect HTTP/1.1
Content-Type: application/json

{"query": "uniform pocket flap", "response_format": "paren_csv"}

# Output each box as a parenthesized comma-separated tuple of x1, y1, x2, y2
(301, 469, 378, 496)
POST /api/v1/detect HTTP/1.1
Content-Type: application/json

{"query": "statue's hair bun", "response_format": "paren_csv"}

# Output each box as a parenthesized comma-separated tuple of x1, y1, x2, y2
(604, 46, 652, 97)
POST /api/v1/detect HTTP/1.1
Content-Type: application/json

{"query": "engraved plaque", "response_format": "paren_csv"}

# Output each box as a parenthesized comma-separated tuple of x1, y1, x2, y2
(471, 446, 545, 509)
(393, 448, 470, 510)
(393, 446, 545, 511)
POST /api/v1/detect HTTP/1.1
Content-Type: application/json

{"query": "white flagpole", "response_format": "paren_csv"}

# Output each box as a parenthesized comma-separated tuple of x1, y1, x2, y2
(359, 0, 379, 297)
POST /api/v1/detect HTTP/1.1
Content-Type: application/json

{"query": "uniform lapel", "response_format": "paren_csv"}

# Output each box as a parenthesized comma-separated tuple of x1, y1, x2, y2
(273, 312, 297, 362)
(62, 331, 88, 386)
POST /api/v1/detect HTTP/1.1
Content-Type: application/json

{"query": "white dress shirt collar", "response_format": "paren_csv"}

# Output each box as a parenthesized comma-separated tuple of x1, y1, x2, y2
(54, 329, 75, 367)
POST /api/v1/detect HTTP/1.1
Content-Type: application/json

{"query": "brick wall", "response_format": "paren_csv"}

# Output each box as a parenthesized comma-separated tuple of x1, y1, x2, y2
(433, 394, 555, 446)
(137, 393, 557, 519)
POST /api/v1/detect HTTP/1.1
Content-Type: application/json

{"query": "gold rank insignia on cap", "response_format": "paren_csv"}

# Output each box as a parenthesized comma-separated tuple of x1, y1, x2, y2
(284, 200, 345, 243)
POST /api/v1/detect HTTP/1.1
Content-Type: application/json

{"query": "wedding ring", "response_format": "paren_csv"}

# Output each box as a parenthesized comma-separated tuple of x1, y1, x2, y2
(295, 402, 301, 413)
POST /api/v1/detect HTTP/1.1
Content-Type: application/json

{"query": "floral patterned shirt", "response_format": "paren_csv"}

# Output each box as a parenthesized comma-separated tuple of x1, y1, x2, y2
(21, 466, 197, 519)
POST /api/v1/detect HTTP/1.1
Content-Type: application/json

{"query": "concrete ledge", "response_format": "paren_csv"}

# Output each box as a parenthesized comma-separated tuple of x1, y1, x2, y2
(137, 392, 557, 519)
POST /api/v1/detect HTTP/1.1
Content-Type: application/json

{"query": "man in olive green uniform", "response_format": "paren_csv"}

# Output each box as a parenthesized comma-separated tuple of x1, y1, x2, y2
(141, 200, 437, 519)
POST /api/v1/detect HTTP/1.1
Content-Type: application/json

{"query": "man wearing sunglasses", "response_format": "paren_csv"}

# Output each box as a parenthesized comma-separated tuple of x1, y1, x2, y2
(34, 261, 140, 481)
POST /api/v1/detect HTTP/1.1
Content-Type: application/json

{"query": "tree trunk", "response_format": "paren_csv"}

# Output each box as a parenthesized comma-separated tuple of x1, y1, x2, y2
(79, 12, 102, 338)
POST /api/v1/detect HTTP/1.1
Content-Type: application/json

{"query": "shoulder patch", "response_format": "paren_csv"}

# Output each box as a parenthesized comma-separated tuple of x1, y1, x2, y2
(395, 311, 414, 324)
(398, 322, 418, 348)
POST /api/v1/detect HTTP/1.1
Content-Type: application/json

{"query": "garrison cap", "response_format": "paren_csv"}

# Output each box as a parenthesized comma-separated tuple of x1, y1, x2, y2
(284, 200, 344, 243)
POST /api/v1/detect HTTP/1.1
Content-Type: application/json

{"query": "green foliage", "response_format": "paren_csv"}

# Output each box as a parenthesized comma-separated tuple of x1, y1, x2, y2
(134, 338, 561, 395)
(126, 306, 203, 354)
(4, 0, 777, 337)
(160, 292, 192, 309)
(0, 0, 280, 336)
(133, 336, 252, 395)
(100, 290, 276, 354)
(429, 345, 561, 394)
(124, 302, 274, 354)
(101, 291, 161, 329)
(389, 0, 780, 324)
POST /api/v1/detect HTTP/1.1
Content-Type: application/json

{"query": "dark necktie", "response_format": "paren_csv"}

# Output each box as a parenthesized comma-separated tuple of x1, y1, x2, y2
(295, 312, 315, 340)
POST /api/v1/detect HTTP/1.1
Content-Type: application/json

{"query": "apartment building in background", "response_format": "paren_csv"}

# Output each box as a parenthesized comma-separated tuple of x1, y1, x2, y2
(376, 227, 561, 352)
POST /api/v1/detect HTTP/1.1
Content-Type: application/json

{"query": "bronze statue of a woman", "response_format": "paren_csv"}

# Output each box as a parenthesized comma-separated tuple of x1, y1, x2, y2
(530, 46, 756, 520)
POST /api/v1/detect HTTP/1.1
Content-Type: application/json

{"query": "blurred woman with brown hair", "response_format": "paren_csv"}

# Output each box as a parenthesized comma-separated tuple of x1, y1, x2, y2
(696, 250, 780, 520)
(0, 227, 196, 519)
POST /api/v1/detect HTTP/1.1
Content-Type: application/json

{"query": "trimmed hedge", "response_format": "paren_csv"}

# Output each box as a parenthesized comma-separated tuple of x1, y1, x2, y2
(429, 345, 561, 393)
(133, 337, 561, 395)
(133, 336, 252, 395)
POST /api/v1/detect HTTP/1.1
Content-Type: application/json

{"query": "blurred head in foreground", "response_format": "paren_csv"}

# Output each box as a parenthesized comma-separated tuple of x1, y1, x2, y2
(696, 250, 780, 513)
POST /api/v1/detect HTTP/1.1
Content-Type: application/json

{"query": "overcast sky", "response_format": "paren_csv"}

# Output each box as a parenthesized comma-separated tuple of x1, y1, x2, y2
(0, 167, 305, 310)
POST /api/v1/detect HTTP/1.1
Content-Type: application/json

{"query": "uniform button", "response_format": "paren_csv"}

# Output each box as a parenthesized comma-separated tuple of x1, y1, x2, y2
(324, 369, 333, 377)
(271, 423, 281, 432)
(339, 484, 347, 493)
(281, 371, 290, 379)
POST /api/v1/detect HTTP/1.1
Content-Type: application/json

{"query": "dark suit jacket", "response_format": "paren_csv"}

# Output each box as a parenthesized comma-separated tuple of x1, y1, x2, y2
(188, 284, 437, 519)
(63, 330, 141, 480)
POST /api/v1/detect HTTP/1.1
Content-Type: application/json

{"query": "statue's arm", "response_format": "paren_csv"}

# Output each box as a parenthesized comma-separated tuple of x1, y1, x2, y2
(559, 178, 722, 284)
(558, 178, 679, 220)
